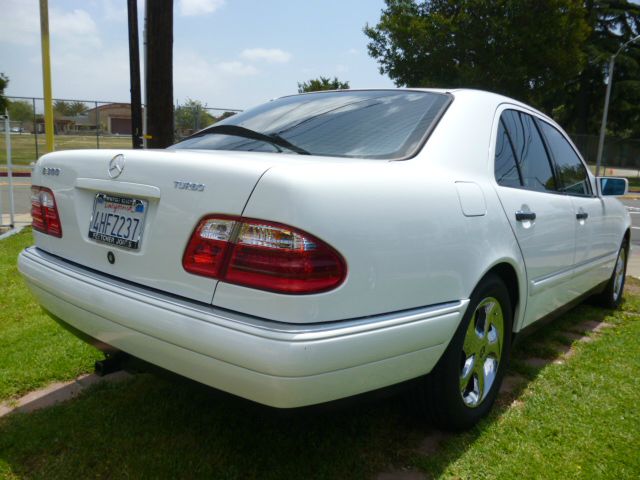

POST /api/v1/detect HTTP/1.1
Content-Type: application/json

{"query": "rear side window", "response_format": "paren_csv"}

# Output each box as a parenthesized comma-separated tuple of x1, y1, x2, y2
(494, 121, 521, 188)
(498, 110, 557, 193)
(172, 90, 451, 160)
(537, 121, 591, 196)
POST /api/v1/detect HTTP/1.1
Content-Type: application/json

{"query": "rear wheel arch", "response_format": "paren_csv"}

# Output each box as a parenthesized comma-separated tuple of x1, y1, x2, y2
(624, 228, 631, 248)
(478, 262, 520, 330)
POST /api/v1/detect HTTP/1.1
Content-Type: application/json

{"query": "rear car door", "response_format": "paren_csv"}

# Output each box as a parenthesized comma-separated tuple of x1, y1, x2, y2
(536, 119, 616, 293)
(493, 109, 576, 327)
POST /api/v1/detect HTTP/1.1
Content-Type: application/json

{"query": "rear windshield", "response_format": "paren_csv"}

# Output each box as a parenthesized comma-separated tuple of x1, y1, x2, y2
(171, 90, 451, 160)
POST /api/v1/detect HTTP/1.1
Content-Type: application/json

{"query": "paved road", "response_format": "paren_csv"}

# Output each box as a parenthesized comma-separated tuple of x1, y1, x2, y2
(0, 182, 31, 217)
(622, 198, 640, 247)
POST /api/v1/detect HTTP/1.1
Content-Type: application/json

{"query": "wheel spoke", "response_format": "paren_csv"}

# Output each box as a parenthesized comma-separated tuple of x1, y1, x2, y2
(485, 324, 501, 359)
(463, 316, 481, 356)
(459, 354, 475, 391)
(473, 360, 485, 404)
(482, 301, 495, 336)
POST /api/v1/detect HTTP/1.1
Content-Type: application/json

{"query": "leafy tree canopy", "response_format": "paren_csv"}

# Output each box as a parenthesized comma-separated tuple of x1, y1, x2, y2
(365, 0, 640, 136)
(53, 100, 88, 117)
(0, 73, 8, 113)
(175, 99, 216, 131)
(560, 0, 640, 136)
(7, 100, 34, 122)
(365, 0, 589, 109)
(297, 76, 350, 93)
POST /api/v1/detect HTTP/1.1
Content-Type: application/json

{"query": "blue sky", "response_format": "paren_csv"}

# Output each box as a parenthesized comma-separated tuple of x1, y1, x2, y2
(0, 0, 395, 110)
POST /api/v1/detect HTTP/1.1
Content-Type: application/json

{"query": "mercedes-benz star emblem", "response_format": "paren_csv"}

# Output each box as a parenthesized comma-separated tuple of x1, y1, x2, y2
(108, 154, 126, 179)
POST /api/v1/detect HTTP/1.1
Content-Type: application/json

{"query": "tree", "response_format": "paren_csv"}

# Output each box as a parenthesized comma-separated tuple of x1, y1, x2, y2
(53, 100, 88, 117)
(175, 99, 216, 131)
(7, 100, 34, 122)
(559, 1, 640, 136)
(0, 73, 8, 113)
(297, 76, 350, 93)
(53, 100, 72, 116)
(364, 1, 589, 110)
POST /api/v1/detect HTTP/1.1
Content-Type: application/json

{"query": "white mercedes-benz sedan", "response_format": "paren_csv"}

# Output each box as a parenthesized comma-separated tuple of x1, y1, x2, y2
(18, 89, 630, 430)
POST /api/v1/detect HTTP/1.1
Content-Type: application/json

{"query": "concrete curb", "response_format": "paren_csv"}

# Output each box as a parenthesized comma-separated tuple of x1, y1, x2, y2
(0, 225, 26, 240)
(0, 371, 133, 418)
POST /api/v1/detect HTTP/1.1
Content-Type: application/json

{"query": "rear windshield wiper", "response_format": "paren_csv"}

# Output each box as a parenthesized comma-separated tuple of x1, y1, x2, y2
(189, 124, 310, 155)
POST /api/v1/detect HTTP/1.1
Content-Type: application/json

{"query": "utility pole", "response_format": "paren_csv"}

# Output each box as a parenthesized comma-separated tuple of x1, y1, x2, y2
(127, 0, 143, 149)
(595, 34, 640, 177)
(144, 0, 174, 148)
(38, 0, 54, 153)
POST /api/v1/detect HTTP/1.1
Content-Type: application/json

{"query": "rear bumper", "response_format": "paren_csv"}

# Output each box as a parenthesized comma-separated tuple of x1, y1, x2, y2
(18, 247, 467, 408)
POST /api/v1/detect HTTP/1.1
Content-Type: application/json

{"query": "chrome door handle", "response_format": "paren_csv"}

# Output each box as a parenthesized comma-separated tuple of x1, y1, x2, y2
(576, 212, 589, 220)
(515, 211, 536, 221)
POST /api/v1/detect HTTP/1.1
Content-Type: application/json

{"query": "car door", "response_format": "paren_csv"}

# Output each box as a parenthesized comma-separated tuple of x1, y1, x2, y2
(536, 119, 616, 294)
(493, 108, 576, 327)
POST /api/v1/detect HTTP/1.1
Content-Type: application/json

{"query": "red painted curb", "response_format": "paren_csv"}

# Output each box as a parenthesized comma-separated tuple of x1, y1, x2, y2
(0, 172, 31, 177)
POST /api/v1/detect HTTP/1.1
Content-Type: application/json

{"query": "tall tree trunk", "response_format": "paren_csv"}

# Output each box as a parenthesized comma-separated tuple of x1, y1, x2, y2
(145, 0, 173, 148)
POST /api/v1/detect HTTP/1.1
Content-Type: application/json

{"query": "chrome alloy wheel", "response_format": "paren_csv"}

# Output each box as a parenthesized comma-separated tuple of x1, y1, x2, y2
(613, 247, 626, 302)
(459, 297, 504, 408)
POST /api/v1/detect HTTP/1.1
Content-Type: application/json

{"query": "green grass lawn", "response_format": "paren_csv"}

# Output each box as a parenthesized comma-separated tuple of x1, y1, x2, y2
(0, 229, 639, 478)
(0, 134, 133, 165)
(0, 229, 100, 401)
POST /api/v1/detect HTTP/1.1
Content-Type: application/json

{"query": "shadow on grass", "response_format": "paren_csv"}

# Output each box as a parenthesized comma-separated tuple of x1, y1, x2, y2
(414, 282, 636, 478)
(1, 280, 637, 479)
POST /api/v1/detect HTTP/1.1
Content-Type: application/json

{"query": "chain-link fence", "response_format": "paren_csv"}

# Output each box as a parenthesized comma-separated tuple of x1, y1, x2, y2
(570, 133, 640, 171)
(1, 96, 242, 167)
(4, 96, 637, 173)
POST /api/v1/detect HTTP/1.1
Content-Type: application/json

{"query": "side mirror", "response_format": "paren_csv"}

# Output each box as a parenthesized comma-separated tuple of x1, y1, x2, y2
(597, 177, 628, 197)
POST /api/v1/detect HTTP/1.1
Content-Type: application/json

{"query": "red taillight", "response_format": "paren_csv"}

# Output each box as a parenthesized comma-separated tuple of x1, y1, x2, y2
(183, 216, 346, 294)
(31, 186, 62, 237)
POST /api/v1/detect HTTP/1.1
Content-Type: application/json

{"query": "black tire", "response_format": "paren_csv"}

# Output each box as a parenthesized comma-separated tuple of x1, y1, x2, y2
(593, 240, 628, 309)
(416, 273, 513, 431)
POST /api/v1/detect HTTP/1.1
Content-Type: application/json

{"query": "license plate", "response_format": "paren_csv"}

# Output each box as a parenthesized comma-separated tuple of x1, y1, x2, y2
(88, 193, 147, 250)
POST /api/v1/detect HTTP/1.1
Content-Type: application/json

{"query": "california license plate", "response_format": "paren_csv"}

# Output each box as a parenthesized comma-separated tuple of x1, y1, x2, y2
(88, 193, 147, 250)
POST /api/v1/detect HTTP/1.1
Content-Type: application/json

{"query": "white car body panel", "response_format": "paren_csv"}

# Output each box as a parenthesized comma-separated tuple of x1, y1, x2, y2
(18, 88, 630, 407)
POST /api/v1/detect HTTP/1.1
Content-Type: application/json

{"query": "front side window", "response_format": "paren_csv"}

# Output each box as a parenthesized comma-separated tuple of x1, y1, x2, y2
(537, 121, 591, 196)
(171, 90, 451, 160)
(499, 110, 557, 193)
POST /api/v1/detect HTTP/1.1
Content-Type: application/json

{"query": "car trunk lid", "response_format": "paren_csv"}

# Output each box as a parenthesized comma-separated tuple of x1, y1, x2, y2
(32, 149, 274, 303)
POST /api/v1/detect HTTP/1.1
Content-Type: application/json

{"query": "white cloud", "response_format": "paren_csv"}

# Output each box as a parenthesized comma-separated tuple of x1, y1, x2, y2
(219, 61, 259, 76)
(51, 9, 101, 48)
(102, 0, 127, 22)
(240, 48, 292, 63)
(0, 0, 41, 46)
(346, 48, 359, 55)
(179, 0, 225, 16)
(0, 1, 101, 49)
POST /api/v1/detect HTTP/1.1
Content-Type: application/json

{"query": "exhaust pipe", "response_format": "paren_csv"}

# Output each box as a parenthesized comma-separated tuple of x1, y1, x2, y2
(94, 352, 128, 376)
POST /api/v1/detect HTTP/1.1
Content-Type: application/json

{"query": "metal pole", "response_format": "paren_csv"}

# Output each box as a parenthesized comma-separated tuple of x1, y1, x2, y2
(95, 101, 100, 148)
(32, 97, 39, 160)
(127, 0, 143, 149)
(4, 113, 15, 227)
(143, 1, 148, 148)
(595, 55, 615, 178)
(39, 0, 55, 153)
